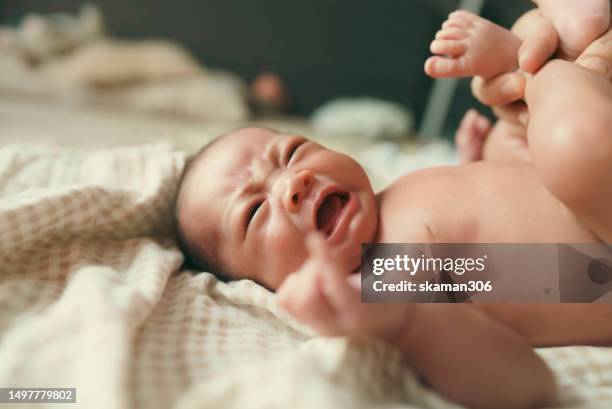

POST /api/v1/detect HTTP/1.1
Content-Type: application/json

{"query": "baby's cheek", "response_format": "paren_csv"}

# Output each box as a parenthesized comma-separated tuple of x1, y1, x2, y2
(264, 222, 307, 272)
(269, 232, 287, 252)
(266, 225, 298, 254)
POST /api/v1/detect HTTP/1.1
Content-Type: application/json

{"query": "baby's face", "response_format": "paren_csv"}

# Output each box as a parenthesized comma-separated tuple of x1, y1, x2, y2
(180, 127, 378, 289)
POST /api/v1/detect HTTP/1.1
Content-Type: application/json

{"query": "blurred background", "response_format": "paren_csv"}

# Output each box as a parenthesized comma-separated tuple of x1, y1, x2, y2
(1, 0, 533, 140)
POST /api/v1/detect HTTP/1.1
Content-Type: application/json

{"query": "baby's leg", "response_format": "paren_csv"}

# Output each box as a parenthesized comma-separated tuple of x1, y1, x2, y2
(534, 0, 610, 59)
(425, 10, 521, 79)
(525, 31, 612, 242)
(455, 110, 532, 164)
(482, 118, 532, 163)
(455, 109, 492, 163)
(473, 303, 612, 347)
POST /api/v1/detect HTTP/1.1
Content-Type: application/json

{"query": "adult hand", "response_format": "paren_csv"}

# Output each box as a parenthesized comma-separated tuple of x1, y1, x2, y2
(575, 23, 612, 80)
(471, 9, 612, 124)
(469, 7, 556, 126)
(471, 74, 528, 125)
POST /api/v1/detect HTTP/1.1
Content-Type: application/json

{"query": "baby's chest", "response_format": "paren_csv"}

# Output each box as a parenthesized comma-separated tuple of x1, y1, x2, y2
(377, 200, 459, 243)
(376, 180, 473, 243)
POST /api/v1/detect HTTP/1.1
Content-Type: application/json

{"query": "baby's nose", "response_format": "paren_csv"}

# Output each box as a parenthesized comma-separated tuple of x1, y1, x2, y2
(284, 170, 314, 213)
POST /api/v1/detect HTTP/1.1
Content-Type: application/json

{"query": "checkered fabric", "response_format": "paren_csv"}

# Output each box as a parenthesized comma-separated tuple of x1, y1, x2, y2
(1, 143, 611, 409)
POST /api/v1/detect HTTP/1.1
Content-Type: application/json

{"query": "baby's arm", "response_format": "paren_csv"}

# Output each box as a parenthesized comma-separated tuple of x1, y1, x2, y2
(398, 304, 556, 409)
(278, 235, 556, 409)
(472, 304, 612, 347)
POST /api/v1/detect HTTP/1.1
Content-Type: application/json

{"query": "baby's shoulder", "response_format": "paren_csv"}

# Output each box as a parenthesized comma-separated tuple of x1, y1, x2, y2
(376, 164, 499, 243)
(378, 166, 463, 212)
(377, 168, 457, 243)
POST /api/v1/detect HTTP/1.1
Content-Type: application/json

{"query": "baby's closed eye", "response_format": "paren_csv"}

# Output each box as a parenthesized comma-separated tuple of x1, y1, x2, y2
(284, 138, 307, 167)
(246, 199, 265, 230)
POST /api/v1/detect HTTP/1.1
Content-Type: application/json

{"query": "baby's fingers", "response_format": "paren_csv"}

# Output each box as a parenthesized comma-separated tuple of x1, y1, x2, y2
(305, 233, 334, 260)
(324, 271, 361, 316)
(305, 233, 351, 272)
(305, 233, 358, 304)
(277, 271, 341, 335)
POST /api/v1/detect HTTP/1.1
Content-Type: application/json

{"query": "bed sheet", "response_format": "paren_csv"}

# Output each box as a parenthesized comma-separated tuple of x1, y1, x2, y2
(0, 136, 612, 409)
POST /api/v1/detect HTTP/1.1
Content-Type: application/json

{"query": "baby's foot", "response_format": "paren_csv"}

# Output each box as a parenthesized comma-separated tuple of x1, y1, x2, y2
(516, 11, 559, 73)
(482, 119, 532, 163)
(535, 0, 610, 59)
(425, 10, 521, 79)
(455, 109, 492, 164)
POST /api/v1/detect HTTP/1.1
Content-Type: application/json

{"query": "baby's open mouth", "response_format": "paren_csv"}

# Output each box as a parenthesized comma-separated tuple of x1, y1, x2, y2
(316, 192, 349, 236)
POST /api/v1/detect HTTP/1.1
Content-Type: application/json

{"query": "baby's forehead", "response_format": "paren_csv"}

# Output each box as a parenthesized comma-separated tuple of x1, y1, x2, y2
(201, 127, 279, 176)
(214, 126, 279, 151)
(185, 127, 282, 206)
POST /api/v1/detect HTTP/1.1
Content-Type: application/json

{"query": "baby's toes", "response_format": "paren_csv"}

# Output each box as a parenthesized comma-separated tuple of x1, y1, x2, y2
(442, 14, 471, 30)
(435, 27, 468, 40)
(446, 10, 476, 27)
(442, 19, 467, 30)
(450, 9, 475, 19)
(425, 55, 468, 78)
(456, 109, 490, 163)
(430, 39, 466, 56)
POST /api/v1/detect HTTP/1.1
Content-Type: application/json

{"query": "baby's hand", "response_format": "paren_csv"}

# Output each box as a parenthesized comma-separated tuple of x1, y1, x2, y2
(277, 234, 414, 340)
(276, 233, 356, 336)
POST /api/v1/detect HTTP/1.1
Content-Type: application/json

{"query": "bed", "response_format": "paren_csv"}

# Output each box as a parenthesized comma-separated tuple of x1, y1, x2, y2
(1, 92, 612, 409)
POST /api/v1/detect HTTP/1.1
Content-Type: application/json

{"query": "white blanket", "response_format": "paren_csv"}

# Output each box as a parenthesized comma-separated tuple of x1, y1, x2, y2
(1, 143, 612, 409)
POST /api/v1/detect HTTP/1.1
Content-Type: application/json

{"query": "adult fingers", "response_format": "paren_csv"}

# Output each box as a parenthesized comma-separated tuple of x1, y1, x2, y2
(471, 72, 526, 107)
(575, 26, 612, 81)
(511, 9, 544, 40)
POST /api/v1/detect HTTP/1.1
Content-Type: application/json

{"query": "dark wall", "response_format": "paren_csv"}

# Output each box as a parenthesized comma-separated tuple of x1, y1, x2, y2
(3, 0, 533, 130)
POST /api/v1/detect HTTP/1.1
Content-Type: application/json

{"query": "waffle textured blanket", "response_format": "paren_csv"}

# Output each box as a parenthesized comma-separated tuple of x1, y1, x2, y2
(1, 143, 612, 409)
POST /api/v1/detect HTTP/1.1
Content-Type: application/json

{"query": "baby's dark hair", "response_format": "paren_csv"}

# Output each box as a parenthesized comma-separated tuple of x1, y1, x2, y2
(175, 136, 231, 281)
